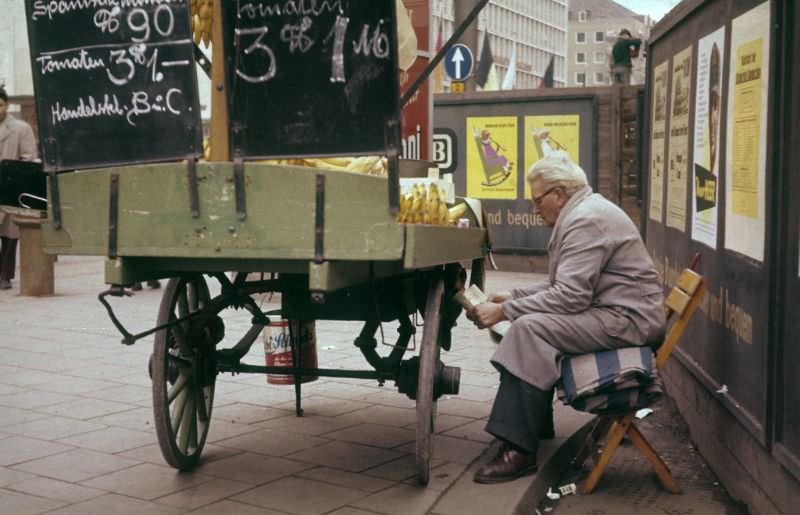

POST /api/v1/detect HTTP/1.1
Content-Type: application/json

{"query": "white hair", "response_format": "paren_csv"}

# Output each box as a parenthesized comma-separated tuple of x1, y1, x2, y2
(526, 151, 588, 196)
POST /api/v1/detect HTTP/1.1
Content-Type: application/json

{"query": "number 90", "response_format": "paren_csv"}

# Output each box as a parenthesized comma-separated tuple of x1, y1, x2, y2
(128, 5, 175, 42)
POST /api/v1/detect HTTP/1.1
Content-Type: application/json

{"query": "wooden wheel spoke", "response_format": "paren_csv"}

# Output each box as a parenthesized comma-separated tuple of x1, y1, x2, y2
(171, 386, 189, 434)
(167, 372, 190, 404)
(196, 386, 208, 423)
(188, 400, 198, 453)
(177, 394, 195, 454)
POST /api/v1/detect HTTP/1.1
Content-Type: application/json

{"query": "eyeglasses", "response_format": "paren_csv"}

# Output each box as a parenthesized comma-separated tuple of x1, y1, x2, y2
(532, 187, 559, 206)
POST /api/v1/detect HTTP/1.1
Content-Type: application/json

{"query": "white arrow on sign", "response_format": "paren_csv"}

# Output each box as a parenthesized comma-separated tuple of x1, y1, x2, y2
(452, 47, 465, 79)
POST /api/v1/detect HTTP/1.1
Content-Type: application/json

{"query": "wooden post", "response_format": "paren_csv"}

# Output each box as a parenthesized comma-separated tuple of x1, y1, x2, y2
(209, 0, 230, 162)
(15, 217, 54, 296)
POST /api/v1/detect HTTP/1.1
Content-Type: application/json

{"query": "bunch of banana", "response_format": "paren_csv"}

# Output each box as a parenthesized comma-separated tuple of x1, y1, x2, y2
(447, 203, 469, 224)
(260, 156, 387, 175)
(397, 183, 450, 225)
(191, 0, 213, 47)
(202, 138, 211, 161)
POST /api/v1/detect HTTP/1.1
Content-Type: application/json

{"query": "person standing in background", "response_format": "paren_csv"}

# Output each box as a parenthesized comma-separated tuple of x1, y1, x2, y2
(0, 87, 38, 290)
(611, 29, 643, 85)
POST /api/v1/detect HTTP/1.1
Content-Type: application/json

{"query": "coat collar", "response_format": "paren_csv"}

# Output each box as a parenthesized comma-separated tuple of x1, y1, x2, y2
(547, 185, 593, 251)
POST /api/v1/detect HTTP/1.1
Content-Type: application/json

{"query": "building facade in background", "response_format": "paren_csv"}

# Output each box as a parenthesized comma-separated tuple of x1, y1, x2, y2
(433, 0, 569, 90)
(566, 0, 652, 87)
(0, 0, 34, 97)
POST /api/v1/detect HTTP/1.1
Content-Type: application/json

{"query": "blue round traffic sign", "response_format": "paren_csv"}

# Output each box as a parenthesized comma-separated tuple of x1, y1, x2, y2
(444, 44, 474, 81)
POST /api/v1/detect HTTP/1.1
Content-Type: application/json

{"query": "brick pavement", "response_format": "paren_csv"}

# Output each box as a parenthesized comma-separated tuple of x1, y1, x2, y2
(0, 256, 591, 514)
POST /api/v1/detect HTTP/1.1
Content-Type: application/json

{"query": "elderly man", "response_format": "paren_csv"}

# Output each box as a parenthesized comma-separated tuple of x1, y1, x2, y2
(0, 88, 38, 290)
(468, 152, 664, 483)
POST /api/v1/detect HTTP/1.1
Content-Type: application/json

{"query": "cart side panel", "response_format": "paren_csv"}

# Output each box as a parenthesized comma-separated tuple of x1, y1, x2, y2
(41, 163, 405, 261)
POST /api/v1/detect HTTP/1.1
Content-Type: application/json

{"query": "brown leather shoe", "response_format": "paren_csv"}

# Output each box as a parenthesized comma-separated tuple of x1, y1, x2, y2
(474, 447, 538, 484)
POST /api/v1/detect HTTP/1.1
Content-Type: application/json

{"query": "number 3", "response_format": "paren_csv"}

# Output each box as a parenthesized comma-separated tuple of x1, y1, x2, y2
(235, 26, 277, 83)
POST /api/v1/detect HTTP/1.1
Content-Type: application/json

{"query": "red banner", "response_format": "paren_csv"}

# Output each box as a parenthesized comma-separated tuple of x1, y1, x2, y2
(399, 0, 430, 161)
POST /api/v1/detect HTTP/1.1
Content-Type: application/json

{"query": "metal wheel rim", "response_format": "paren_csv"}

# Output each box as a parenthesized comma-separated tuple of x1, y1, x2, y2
(152, 274, 215, 470)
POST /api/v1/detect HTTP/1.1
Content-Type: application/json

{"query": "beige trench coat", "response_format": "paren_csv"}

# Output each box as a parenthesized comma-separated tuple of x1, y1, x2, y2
(492, 186, 665, 390)
(0, 114, 38, 239)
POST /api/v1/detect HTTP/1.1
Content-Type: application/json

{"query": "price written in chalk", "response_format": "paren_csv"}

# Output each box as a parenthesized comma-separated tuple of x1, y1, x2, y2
(25, 0, 202, 170)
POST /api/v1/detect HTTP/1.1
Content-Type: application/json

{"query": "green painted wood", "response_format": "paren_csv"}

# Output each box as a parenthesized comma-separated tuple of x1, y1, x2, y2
(403, 225, 487, 269)
(42, 163, 405, 260)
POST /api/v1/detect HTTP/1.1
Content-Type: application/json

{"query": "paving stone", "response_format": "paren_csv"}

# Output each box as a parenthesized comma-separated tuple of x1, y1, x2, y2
(36, 398, 138, 421)
(118, 442, 237, 466)
(296, 466, 395, 493)
(0, 436, 73, 466)
(46, 493, 183, 515)
(215, 427, 329, 457)
(210, 402, 293, 425)
(0, 384, 23, 396)
(0, 487, 66, 514)
(338, 405, 417, 428)
(58, 426, 156, 453)
(435, 397, 492, 419)
(79, 384, 152, 405)
(0, 389, 78, 409)
(199, 452, 313, 485)
(325, 423, 416, 449)
(351, 483, 442, 515)
(187, 499, 287, 514)
(11, 448, 141, 482)
(0, 406, 50, 427)
(2, 415, 107, 440)
(88, 406, 155, 431)
(362, 455, 443, 482)
(153, 478, 253, 510)
(441, 419, 494, 443)
(80, 462, 214, 500)
(274, 396, 371, 417)
(6, 476, 106, 503)
(0, 467, 36, 487)
(395, 434, 486, 465)
(0, 369, 68, 387)
(204, 419, 263, 443)
(326, 507, 383, 515)
(403, 461, 467, 492)
(232, 476, 367, 514)
(287, 440, 404, 473)
(254, 413, 360, 436)
(31, 377, 118, 395)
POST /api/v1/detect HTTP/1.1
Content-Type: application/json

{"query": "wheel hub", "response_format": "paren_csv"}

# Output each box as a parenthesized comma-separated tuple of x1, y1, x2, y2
(396, 357, 461, 400)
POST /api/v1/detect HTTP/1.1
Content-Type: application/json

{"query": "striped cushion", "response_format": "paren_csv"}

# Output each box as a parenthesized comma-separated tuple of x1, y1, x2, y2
(557, 346, 663, 414)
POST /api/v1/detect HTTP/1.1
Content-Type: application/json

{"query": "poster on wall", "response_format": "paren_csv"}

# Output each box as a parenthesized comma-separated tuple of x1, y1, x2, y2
(692, 27, 725, 248)
(725, 1, 770, 262)
(524, 115, 581, 200)
(399, 0, 431, 161)
(666, 45, 693, 232)
(466, 116, 518, 199)
(649, 61, 669, 223)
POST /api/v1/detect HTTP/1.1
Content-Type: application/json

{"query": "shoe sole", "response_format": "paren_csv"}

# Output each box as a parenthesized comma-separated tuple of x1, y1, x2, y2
(473, 463, 539, 484)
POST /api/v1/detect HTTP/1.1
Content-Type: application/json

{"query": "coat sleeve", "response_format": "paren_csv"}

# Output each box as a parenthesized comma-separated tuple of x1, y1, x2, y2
(511, 281, 550, 299)
(501, 217, 611, 319)
(18, 123, 38, 161)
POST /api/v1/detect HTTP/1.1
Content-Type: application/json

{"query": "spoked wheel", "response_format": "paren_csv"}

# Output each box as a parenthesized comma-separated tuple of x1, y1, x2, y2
(416, 268, 445, 485)
(152, 274, 216, 470)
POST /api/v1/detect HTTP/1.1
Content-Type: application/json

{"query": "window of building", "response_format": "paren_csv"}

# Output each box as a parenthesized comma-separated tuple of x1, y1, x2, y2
(576, 72, 586, 85)
(594, 51, 606, 64)
(595, 31, 605, 42)
(576, 32, 586, 44)
(576, 52, 586, 64)
(578, 10, 588, 22)
(595, 72, 606, 84)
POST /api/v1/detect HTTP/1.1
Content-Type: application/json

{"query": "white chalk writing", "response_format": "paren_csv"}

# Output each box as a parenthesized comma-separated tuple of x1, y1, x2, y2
(236, 0, 343, 20)
(36, 49, 106, 75)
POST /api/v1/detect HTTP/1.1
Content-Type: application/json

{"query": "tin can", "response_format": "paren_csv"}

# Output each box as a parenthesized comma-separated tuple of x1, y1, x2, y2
(263, 317, 319, 385)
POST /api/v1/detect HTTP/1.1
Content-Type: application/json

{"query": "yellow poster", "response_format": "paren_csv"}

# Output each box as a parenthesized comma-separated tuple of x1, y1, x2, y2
(731, 38, 763, 218)
(725, 1, 769, 262)
(649, 60, 669, 223)
(466, 116, 518, 199)
(666, 45, 692, 232)
(523, 115, 580, 199)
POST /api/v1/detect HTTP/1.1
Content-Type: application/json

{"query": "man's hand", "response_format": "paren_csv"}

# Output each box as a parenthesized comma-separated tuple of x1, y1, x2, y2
(466, 302, 508, 329)
(487, 291, 512, 303)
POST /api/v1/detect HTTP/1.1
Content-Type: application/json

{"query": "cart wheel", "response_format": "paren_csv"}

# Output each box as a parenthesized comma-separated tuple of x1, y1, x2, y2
(152, 275, 215, 470)
(416, 269, 445, 485)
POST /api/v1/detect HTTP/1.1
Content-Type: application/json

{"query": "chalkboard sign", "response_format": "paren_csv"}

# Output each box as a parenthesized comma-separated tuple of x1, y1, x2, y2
(222, 0, 401, 159)
(25, 0, 202, 171)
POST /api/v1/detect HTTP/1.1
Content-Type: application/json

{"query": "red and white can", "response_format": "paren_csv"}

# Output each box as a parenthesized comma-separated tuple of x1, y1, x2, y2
(263, 317, 319, 385)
